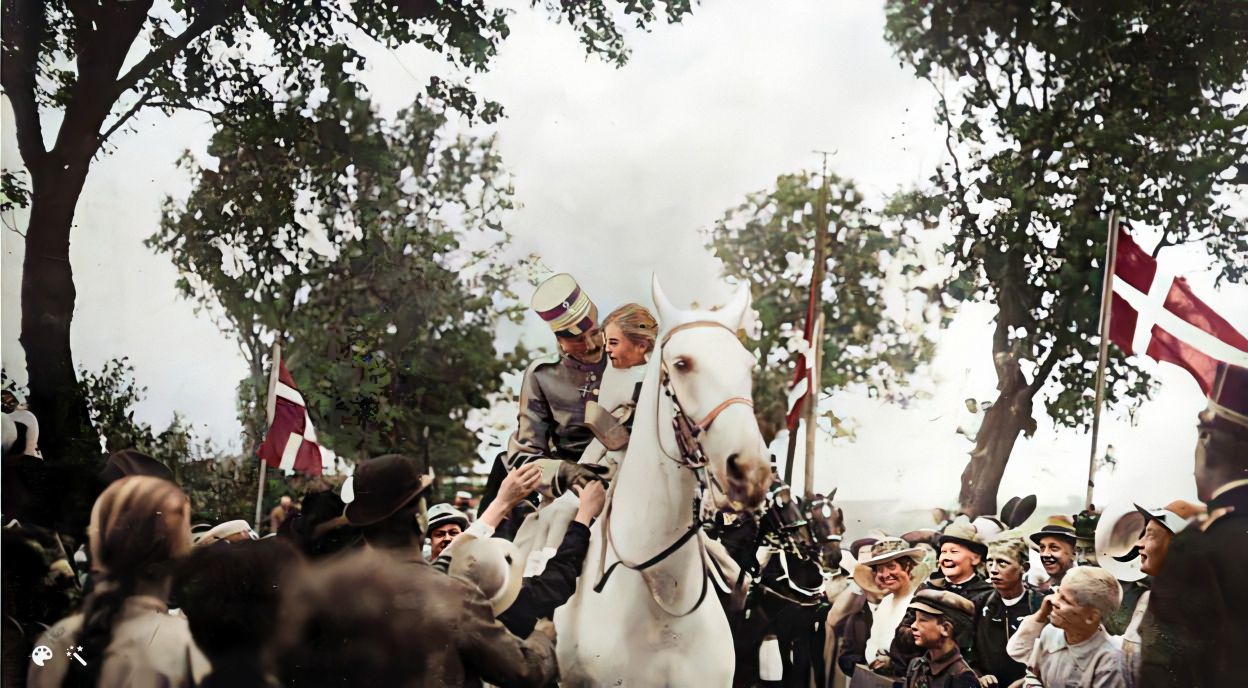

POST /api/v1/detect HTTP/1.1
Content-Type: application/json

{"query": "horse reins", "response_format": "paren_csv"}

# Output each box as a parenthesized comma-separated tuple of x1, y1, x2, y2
(593, 320, 754, 616)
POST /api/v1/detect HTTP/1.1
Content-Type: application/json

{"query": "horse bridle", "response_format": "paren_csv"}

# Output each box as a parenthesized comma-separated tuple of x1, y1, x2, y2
(594, 320, 755, 616)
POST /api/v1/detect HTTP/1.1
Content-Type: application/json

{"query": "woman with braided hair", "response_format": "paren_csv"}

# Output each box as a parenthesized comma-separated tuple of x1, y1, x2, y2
(29, 475, 209, 688)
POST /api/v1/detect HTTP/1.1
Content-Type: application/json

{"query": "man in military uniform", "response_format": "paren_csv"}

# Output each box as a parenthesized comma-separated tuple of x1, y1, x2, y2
(479, 274, 607, 514)
(1139, 362, 1248, 688)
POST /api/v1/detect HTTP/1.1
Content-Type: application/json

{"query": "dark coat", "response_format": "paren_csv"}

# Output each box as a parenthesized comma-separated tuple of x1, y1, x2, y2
(889, 576, 992, 677)
(1139, 483, 1248, 688)
(903, 647, 979, 688)
(971, 588, 1045, 686)
(499, 521, 591, 637)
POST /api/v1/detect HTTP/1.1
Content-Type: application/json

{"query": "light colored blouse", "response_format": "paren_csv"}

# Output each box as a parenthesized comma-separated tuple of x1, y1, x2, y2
(29, 595, 210, 688)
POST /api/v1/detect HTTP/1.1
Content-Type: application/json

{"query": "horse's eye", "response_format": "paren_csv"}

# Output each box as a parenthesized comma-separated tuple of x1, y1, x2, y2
(673, 358, 691, 371)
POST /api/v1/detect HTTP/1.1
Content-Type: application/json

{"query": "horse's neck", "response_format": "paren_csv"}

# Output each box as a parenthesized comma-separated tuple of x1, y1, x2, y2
(610, 353, 697, 557)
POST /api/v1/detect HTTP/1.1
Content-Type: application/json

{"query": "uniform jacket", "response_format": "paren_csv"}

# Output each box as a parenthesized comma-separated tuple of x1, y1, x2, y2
(506, 353, 606, 468)
(971, 587, 1045, 686)
(1139, 482, 1248, 688)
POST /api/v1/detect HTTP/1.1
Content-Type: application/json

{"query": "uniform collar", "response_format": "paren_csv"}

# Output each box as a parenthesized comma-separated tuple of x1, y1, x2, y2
(561, 353, 606, 372)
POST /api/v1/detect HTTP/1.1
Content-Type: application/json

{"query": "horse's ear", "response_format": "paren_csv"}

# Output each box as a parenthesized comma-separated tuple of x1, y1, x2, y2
(828, 487, 837, 502)
(651, 273, 680, 330)
(710, 281, 752, 330)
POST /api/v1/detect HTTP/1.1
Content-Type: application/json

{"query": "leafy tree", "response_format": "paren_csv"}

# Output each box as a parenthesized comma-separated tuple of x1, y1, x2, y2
(150, 92, 523, 474)
(885, 0, 1248, 514)
(708, 171, 944, 444)
(1, 0, 695, 463)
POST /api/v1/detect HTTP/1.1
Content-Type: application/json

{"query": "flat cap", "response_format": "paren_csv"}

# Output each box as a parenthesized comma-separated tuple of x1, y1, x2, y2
(908, 588, 975, 622)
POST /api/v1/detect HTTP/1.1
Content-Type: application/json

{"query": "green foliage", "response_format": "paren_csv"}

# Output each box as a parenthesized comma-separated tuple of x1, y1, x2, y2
(150, 91, 523, 474)
(708, 171, 943, 441)
(1, 170, 30, 213)
(884, 0, 1248, 431)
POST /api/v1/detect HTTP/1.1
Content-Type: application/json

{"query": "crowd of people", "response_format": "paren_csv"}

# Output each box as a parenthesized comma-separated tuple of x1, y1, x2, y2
(1, 272, 1243, 688)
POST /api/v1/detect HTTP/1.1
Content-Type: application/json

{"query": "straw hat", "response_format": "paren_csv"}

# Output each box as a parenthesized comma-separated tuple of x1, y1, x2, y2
(448, 535, 525, 615)
(852, 537, 930, 595)
(1028, 515, 1077, 548)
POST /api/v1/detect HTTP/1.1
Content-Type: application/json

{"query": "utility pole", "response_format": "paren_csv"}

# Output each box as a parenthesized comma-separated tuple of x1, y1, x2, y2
(802, 150, 834, 499)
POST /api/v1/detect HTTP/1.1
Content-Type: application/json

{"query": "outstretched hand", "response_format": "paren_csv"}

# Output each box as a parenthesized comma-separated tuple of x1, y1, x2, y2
(573, 480, 607, 524)
(498, 463, 542, 508)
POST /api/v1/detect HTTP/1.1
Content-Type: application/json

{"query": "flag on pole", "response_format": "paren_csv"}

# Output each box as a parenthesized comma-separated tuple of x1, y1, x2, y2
(1108, 226, 1248, 395)
(258, 352, 333, 476)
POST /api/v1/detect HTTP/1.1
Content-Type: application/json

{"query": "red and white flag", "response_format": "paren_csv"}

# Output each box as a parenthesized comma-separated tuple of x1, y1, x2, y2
(257, 350, 333, 476)
(1108, 226, 1248, 395)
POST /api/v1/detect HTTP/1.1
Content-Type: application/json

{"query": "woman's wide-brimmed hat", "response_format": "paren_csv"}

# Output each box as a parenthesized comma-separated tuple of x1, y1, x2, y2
(343, 454, 433, 527)
(448, 535, 525, 615)
(852, 536, 930, 595)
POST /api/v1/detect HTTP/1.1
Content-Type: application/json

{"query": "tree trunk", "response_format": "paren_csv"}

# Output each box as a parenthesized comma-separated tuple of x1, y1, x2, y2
(958, 396, 1031, 517)
(957, 351, 1039, 517)
(20, 159, 98, 463)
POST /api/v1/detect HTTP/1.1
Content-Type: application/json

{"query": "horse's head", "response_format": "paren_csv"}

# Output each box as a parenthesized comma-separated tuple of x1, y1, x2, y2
(762, 482, 816, 553)
(652, 276, 771, 512)
(806, 489, 845, 573)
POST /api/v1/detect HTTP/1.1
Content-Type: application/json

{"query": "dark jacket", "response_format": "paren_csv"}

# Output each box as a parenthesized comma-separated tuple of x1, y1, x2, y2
(1139, 483, 1248, 688)
(971, 588, 1045, 686)
(886, 576, 991, 677)
(325, 549, 557, 688)
(904, 647, 979, 688)
(499, 521, 592, 637)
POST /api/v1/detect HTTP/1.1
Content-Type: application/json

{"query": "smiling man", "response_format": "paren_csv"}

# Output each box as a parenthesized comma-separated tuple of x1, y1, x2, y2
(933, 520, 993, 609)
(1029, 518, 1078, 590)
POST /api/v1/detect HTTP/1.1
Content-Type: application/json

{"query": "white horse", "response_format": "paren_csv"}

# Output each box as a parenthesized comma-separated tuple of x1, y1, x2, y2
(554, 277, 772, 687)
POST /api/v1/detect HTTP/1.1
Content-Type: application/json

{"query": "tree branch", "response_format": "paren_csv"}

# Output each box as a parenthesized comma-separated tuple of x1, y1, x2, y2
(1028, 343, 1061, 396)
(1, 0, 48, 166)
(112, 1, 242, 99)
(98, 89, 153, 148)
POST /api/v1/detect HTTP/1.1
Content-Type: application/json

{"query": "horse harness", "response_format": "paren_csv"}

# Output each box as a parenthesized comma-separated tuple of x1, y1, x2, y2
(593, 320, 754, 617)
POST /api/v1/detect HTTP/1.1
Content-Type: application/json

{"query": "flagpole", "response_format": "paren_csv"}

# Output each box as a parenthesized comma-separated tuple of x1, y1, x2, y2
(256, 341, 281, 531)
(804, 312, 825, 500)
(1086, 211, 1120, 511)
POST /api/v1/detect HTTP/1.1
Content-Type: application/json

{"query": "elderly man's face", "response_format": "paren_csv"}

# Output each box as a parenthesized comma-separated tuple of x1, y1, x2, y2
(428, 523, 463, 559)
(909, 610, 950, 649)
(985, 551, 1025, 594)
(1075, 538, 1098, 566)
(939, 542, 979, 583)
(1037, 537, 1075, 579)
(1136, 520, 1173, 577)
(558, 328, 604, 364)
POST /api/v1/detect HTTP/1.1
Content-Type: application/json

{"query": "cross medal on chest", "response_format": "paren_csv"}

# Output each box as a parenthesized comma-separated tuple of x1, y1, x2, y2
(577, 373, 598, 400)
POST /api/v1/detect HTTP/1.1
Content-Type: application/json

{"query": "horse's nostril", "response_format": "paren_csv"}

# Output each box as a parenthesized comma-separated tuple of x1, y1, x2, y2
(726, 453, 744, 480)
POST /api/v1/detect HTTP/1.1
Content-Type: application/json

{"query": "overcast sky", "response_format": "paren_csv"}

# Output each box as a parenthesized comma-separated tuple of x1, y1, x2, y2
(3, 0, 1245, 519)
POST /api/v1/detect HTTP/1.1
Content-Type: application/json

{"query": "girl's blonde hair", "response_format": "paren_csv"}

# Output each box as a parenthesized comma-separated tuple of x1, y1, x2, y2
(603, 303, 659, 354)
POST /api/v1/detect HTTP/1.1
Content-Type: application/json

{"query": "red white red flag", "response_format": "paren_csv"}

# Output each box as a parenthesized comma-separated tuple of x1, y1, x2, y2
(1108, 227, 1248, 395)
(257, 354, 333, 475)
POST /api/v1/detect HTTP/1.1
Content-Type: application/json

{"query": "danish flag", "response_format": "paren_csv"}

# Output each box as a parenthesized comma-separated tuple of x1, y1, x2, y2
(1108, 227, 1248, 395)
(257, 352, 334, 475)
